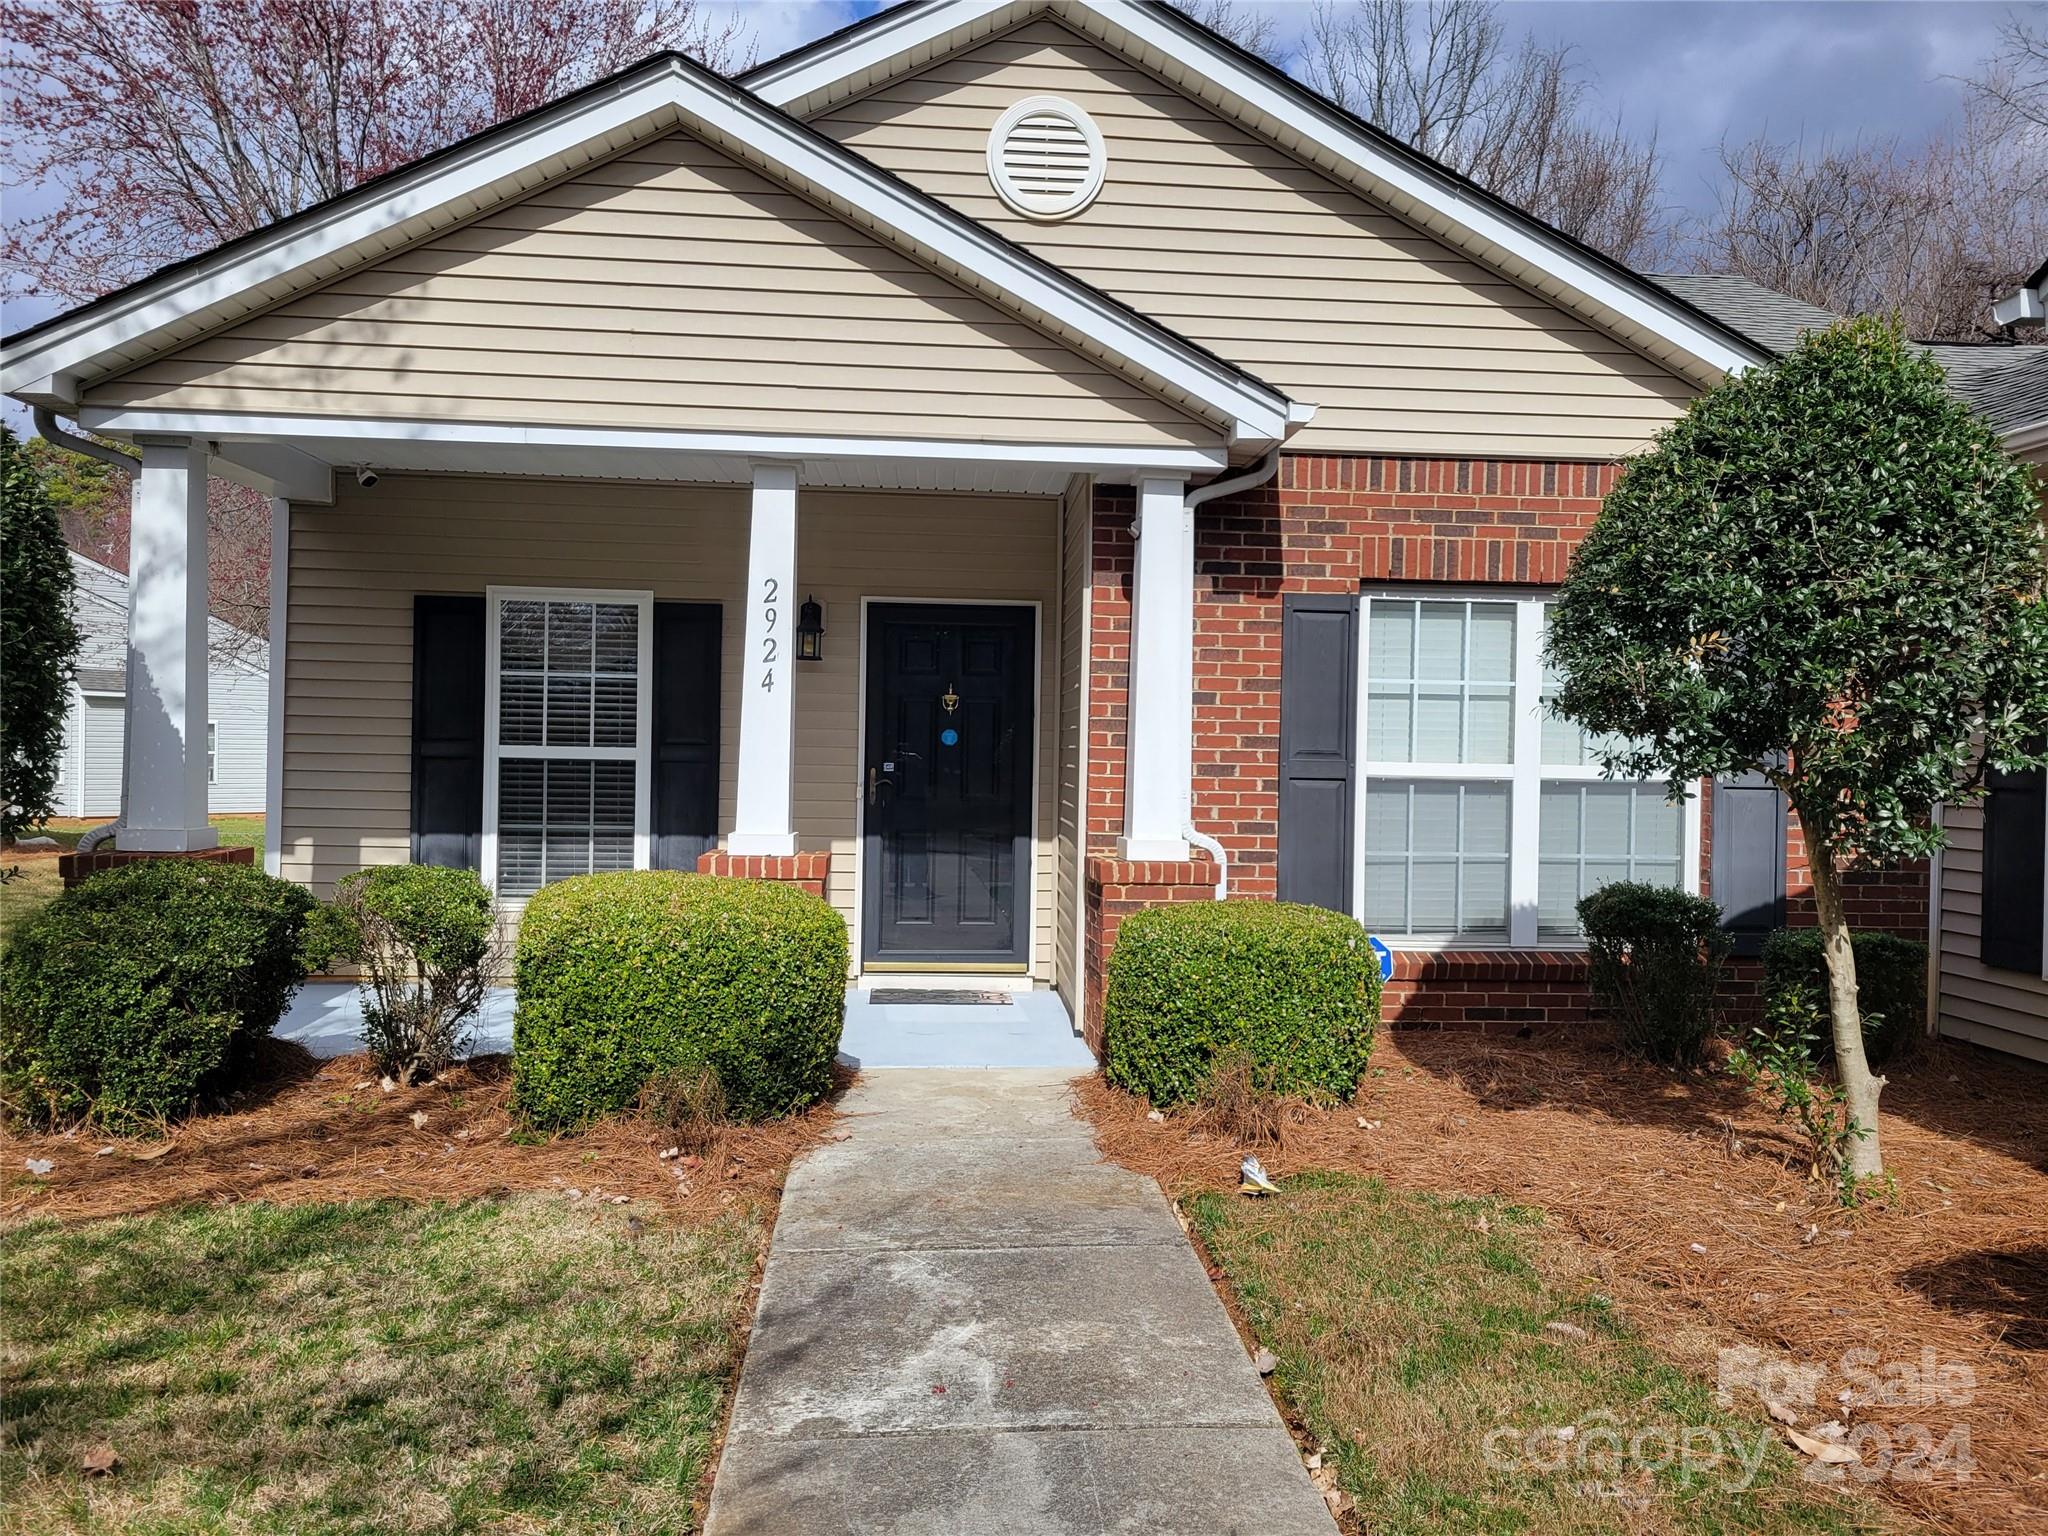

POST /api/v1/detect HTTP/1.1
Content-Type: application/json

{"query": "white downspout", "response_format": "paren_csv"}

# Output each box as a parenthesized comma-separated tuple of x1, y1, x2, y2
(1168, 446, 1286, 901)
(34, 408, 137, 853)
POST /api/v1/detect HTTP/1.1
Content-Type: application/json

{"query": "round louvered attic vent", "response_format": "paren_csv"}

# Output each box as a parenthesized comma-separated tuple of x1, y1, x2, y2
(987, 96, 1106, 219)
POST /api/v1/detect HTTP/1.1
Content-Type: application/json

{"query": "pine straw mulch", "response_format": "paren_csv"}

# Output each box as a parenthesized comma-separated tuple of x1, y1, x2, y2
(0, 1041, 848, 1228)
(1079, 1030, 2048, 1536)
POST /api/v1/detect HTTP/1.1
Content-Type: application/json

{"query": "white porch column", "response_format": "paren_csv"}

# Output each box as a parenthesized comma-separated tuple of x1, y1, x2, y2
(729, 462, 799, 856)
(1122, 473, 1193, 860)
(121, 438, 218, 851)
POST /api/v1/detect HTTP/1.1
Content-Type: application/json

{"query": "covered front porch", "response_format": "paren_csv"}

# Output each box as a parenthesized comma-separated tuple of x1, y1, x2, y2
(89, 423, 1230, 1025)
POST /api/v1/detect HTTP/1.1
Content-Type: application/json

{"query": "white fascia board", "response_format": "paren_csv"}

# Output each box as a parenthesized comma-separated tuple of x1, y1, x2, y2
(2004, 417, 2048, 460)
(9, 42, 1288, 444)
(749, 0, 1766, 380)
(746, 0, 1018, 104)
(77, 408, 1229, 476)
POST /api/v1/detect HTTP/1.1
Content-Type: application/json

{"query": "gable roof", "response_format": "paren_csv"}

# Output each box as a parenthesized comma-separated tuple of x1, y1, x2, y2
(1651, 272, 2048, 448)
(2, 46, 1297, 451)
(745, 0, 1769, 384)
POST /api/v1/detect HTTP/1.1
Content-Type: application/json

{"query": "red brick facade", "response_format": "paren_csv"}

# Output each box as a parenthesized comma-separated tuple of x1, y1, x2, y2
(695, 849, 831, 899)
(1081, 855, 1219, 1053)
(1079, 452, 1930, 1038)
(58, 843, 256, 889)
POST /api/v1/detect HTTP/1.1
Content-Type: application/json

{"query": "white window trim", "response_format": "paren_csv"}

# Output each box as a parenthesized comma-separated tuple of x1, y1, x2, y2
(206, 719, 218, 786)
(481, 585, 654, 899)
(1351, 588, 1701, 949)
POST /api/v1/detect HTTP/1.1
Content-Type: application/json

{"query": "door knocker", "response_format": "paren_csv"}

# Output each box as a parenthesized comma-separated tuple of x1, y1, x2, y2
(940, 683, 960, 714)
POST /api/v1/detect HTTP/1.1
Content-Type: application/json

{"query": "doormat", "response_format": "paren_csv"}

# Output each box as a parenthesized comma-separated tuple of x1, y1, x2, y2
(865, 989, 1016, 1007)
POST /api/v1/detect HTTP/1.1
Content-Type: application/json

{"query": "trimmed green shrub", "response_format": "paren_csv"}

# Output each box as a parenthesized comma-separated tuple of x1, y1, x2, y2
(330, 864, 497, 1085)
(1579, 882, 1730, 1067)
(511, 871, 847, 1128)
(1102, 900, 1379, 1107)
(0, 859, 318, 1129)
(1761, 928, 1926, 1069)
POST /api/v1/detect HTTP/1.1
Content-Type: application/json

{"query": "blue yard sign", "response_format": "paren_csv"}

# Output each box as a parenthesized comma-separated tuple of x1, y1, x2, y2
(1368, 934, 1393, 983)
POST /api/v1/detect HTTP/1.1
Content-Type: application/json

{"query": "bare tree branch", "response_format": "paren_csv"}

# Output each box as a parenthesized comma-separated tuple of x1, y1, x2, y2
(1300, 0, 1670, 266)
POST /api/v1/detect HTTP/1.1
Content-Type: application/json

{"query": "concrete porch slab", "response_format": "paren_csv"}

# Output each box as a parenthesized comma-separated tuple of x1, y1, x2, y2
(839, 988, 1096, 1070)
(277, 982, 516, 1059)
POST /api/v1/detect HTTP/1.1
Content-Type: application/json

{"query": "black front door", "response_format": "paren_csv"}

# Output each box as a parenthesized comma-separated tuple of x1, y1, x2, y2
(864, 604, 1035, 966)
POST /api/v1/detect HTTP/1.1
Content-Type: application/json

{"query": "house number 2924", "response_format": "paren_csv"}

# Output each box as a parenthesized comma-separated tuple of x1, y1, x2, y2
(760, 577, 779, 691)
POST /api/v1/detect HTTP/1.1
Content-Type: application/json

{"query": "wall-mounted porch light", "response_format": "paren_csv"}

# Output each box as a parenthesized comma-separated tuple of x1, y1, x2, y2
(796, 595, 824, 661)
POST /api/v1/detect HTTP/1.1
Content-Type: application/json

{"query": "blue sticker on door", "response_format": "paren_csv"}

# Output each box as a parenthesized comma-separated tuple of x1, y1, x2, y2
(940, 727, 960, 746)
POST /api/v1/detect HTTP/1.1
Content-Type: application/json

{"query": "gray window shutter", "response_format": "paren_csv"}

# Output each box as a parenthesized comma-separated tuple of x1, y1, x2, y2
(1982, 755, 2044, 974)
(651, 602, 722, 871)
(1278, 593, 1357, 912)
(411, 595, 485, 870)
(1711, 772, 1786, 955)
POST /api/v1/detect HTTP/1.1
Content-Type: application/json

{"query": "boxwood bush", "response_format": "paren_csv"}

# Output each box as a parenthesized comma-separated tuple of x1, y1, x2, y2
(1579, 882, 1730, 1067)
(0, 859, 318, 1129)
(511, 870, 847, 1128)
(1102, 900, 1379, 1107)
(1761, 928, 1926, 1068)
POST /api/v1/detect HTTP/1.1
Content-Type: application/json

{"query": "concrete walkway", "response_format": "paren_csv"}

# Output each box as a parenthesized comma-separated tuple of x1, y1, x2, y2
(705, 1070, 1336, 1536)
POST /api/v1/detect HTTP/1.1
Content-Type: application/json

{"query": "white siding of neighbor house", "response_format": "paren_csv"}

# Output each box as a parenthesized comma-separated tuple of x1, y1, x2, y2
(1935, 801, 2048, 1063)
(281, 474, 1066, 984)
(54, 552, 269, 816)
(81, 128, 1214, 453)
(811, 17, 1697, 459)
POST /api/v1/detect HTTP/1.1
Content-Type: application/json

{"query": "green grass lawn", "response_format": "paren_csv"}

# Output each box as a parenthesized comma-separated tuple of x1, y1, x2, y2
(0, 816, 267, 955)
(1188, 1174, 1886, 1536)
(1, 1198, 761, 1536)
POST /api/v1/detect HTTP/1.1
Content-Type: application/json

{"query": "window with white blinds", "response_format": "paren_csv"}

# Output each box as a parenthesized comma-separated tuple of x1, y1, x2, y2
(483, 589, 652, 899)
(1359, 594, 1695, 944)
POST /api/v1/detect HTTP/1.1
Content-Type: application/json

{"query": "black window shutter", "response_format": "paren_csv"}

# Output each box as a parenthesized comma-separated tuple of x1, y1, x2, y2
(411, 595, 485, 870)
(1278, 593, 1357, 912)
(1711, 772, 1787, 956)
(651, 602, 722, 871)
(1982, 755, 2045, 974)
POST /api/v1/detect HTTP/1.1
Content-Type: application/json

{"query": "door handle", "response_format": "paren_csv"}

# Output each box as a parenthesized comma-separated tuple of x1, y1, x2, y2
(868, 766, 880, 807)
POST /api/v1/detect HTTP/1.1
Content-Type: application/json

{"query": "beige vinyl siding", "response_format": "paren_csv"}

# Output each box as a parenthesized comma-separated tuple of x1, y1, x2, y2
(813, 18, 1696, 459)
(796, 490, 1061, 981)
(85, 129, 1212, 452)
(281, 474, 1063, 984)
(1053, 475, 1090, 1014)
(1934, 802, 2048, 1063)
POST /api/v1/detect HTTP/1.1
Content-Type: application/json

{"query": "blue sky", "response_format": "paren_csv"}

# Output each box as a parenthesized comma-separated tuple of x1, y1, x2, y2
(2, 0, 2022, 339)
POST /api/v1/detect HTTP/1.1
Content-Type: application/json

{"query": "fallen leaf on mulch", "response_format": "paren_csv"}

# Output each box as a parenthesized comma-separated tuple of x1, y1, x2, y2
(24, 1158, 53, 1176)
(80, 1444, 119, 1477)
(129, 1143, 172, 1162)
(1253, 1347, 1278, 1375)
(1783, 1426, 1858, 1465)
(409, 1111, 428, 1130)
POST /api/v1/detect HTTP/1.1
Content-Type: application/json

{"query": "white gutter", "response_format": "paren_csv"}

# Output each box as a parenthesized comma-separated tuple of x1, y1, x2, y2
(32, 408, 134, 854)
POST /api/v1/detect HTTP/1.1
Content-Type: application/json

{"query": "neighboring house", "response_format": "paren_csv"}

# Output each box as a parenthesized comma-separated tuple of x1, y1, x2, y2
(0, 0, 2017, 1045)
(1657, 272, 2048, 1062)
(49, 552, 269, 817)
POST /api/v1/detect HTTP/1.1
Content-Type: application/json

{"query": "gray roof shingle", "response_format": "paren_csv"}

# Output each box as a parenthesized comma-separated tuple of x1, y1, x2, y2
(1649, 272, 2048, 438)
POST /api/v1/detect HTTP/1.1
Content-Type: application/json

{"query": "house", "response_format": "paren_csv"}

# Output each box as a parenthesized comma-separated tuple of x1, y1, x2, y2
(50, 551, 269, 818)
(4, 0, 2010, 1046)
